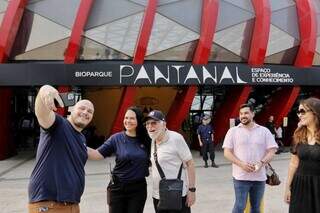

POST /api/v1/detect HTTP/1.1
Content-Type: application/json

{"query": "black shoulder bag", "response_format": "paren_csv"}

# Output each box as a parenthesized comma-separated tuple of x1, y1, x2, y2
(154, 142, 183, 211)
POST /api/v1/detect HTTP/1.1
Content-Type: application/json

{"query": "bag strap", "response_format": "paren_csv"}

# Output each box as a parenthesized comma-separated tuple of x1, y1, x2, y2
(267, 163, 276, 173)
(153, 141, 183, 180)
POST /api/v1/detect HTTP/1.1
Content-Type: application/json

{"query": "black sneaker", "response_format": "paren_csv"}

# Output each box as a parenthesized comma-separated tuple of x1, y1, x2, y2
(204, 162, 208, 168)
(211, 162, 219, 168)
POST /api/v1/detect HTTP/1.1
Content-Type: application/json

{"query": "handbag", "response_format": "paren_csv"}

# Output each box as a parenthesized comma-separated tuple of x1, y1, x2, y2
(266, 163, 281, 186)
(154, 142, 183, 211)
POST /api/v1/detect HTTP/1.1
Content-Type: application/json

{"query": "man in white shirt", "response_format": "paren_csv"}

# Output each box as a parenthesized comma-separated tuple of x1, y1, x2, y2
(145, 110, 196, 213)
(223, 104, 278, 213)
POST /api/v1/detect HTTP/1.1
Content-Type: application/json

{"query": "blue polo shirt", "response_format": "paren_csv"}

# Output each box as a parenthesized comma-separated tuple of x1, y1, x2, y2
(97, 132, 149, 183)
(197, 124, 213, 143)
(28, 114, 87, 203)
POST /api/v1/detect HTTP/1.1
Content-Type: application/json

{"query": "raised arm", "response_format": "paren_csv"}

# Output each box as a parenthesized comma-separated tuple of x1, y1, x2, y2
(35, 85, 64, 129)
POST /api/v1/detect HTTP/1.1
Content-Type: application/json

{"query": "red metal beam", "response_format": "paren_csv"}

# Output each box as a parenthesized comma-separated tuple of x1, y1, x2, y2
(0, 0, 27, 62)
(213, 86, 252, 143)
(64, 0, 94, 64)
(256, 87, 301, 127)
(166, 0, 219, 131)
(0, 0, 28, 160)
(111, 0, 157, 134)
(294, 0, 317, 68)
(213, 0, 271, 143)
(57, 0, 95, 115)
(248, 0, 271, 66)
(256, 0, 317, 127)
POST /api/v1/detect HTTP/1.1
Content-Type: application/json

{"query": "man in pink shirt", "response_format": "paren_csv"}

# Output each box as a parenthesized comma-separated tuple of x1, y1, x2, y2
(223, 104, 278, 213)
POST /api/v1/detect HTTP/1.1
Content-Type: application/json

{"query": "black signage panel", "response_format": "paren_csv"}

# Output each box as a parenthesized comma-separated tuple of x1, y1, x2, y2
(0, 62, 319, 86)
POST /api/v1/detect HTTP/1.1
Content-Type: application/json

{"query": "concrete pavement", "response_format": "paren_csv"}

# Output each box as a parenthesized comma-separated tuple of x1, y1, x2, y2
(0, 150, 291, 213)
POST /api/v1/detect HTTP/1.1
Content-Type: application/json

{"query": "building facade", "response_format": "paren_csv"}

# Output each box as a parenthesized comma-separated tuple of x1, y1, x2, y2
(0, 0, 320, 159)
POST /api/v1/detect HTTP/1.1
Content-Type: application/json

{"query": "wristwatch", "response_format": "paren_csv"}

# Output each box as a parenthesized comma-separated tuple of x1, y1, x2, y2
(189, 187, 196, 192)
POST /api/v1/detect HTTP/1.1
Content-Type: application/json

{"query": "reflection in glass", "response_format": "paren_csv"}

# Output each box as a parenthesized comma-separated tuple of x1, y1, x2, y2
(10, 10, 70, 54)
(147, 13, 199, 55)
(129, 0, 181, 6)
(191, 96, 201, 110)
(0, 12, 4, 23)
(79, 38, 130, 60)
(214, 19, 254, 60)
(146, 40, 197, 61)
(0, 1, 7, 13)
(191, 94, 213, 111)
(208, 43, 245, 62)
(13, 38, 68, 60)
(266, 25, 299, 56)
(313, 53, 320, 66)
(10, 10, 35, 58)
(316, 36, 320, 53)
(85, 13, 143, 57)
(265, 46, 299, 65)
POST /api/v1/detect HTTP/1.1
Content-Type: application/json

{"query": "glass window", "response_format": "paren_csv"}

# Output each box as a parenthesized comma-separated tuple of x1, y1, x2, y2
(145, 40, 197, 61)
(79, 38, 130, 60)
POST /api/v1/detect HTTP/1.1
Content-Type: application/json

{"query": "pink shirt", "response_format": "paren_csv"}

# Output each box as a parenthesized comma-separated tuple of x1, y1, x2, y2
(222, 123, 278, 181)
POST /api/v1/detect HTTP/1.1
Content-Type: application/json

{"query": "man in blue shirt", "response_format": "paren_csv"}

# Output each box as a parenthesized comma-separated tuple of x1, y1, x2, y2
(28, 85, 94, 213)
(197, 115, 218, 168)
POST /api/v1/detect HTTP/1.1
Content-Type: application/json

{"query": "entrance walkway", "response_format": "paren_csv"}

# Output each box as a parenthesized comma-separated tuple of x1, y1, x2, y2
(0, 150, 290, 213)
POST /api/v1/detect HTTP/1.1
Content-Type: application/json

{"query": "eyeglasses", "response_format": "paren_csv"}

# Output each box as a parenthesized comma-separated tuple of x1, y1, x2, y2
(296, 109, 312, 116)
(144, 120, 160, 127)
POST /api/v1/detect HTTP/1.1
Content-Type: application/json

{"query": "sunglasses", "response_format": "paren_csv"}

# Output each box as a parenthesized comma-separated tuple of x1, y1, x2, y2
(296, 109, 312, 116)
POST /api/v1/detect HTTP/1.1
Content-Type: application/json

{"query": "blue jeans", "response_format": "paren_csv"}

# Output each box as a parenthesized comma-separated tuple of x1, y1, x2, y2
(232, 179, 265, 213)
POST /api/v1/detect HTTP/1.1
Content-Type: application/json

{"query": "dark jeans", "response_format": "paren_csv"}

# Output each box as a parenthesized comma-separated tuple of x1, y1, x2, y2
(201, 142, 215, 162)
(153, 196, 190, 213)
(232, 179, 265, 213)
(108, 179, 147, 213)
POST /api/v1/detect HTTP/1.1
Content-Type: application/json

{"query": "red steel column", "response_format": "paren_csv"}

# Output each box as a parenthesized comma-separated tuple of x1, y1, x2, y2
(57, 0, 94, 115)
(214, 0, 271, 143)
(110, 0, 157, 133)
(0, 0, 28, 160)
(166, 0, 219, 131)
(64, 0, 94, 64)
(256, 0, 317, 127)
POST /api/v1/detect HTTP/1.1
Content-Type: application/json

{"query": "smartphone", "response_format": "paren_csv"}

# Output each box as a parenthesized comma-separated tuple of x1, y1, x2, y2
(59, 92, 76, 107)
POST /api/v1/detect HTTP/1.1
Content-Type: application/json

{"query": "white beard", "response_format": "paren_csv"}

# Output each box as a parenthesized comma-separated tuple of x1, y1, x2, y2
(148, 129, 162, 140)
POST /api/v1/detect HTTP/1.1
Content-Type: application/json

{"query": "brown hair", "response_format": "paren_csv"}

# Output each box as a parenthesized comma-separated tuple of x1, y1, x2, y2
(239, 103, 254, 112)
(293, 97, 320, 146)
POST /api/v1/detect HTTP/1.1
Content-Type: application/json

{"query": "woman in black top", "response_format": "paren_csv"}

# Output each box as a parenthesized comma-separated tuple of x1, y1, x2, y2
(87, 106, 150, 213)
(284, 98, 320, 213)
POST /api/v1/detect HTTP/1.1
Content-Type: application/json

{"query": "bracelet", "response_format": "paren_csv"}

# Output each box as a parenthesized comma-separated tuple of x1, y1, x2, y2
(189, 187, 196, 192)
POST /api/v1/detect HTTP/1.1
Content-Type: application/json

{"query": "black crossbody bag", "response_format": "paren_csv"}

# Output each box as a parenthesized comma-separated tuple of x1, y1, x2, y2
(154, 142, 183, 211)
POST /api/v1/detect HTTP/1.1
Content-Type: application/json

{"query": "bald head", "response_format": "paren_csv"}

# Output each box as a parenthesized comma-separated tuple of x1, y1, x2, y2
(69, 99, 94, 131)
(75, 99, 94, 111)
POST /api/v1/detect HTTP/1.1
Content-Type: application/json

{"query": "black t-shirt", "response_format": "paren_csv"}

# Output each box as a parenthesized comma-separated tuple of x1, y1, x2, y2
(97, 132, 149, 183)
(197, 124, 213, 143)
(28, 114, 87, 203)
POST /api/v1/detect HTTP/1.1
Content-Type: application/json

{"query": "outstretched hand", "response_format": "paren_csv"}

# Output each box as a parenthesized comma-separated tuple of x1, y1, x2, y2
(39, 85, 64, 111)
